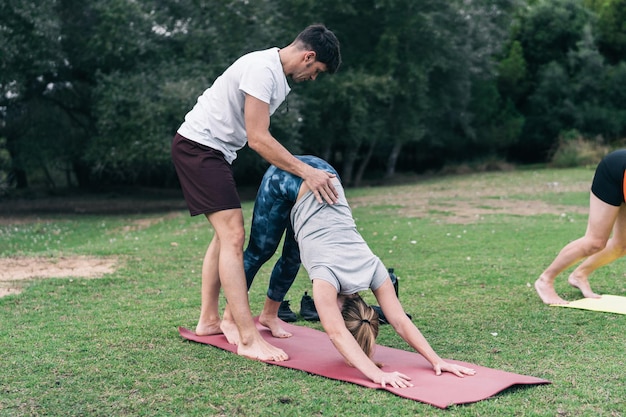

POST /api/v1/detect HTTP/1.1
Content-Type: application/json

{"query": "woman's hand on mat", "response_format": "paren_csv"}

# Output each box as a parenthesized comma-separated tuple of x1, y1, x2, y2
(377, 371, 414, 388)
(433, 361, 477, 377)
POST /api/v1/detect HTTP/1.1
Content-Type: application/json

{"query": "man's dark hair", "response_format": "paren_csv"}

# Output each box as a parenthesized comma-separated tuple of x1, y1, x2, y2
(295, 24, 342, 74)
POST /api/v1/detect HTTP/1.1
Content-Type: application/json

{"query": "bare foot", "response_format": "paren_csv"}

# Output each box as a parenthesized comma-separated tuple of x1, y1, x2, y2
(259, 315, 293, 339)
(535, 277, 569, 305)
(195, 320, 223, 337)
(220, 318, 240, 345)
(568, 274, 601, 299)
(237, 336, 289, 362)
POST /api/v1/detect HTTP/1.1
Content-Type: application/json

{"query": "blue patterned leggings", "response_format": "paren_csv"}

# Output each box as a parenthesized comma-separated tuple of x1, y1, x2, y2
(243, 155, 338, 301)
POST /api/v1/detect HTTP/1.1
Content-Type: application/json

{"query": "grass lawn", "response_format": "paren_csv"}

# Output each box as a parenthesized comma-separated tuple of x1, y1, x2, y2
(0, 167, 624, 416)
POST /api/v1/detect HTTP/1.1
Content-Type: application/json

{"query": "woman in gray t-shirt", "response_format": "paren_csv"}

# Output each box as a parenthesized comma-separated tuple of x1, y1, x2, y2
(291, 179, 475, 388)
(247, 159, 476, 388)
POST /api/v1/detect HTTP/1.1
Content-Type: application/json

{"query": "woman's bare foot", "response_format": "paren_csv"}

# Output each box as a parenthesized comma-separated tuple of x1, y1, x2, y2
(220, 318, 240, 345)
(237, 336, 289, 362)
(195, 320, 223, 337)
(259, 314, 293, 338)
(535, 277, 569, 305)
(568, 274, 601, 299)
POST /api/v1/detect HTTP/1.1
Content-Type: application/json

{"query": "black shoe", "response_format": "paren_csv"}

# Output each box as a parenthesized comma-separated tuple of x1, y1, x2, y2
(278, 300, 297, 322)
(371, 305, 412, 325)
(300, 291, 319, 321)
(371, 305, 388, 325)
(388, 268, 399, 297)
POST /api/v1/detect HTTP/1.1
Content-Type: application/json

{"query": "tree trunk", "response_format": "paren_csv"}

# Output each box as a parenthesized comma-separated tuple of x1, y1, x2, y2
(72, 160, 92, 189)
(12, 168, 28, 189)
(353, 139, 377, 187)
(5, 134, 29, 189)
(65, 163, 74, 188)
(385, 141, 403, 178)
(40, 161, 56, 189)
(341, 148, 358, 187)
(321, 144, 332, 163)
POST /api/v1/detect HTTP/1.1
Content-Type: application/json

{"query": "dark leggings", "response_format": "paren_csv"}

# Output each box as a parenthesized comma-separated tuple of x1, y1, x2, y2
(243, 155, 338, 301)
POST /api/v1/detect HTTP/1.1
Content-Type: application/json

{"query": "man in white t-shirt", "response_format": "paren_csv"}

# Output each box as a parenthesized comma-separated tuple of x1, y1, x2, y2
(171, 24, 341, 361)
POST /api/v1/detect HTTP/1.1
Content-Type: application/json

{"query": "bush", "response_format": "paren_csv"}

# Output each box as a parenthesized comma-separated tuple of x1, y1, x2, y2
(549, 130, 609, 168)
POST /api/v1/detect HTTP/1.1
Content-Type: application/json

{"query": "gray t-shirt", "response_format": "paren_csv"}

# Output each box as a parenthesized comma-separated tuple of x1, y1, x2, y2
(290, 180, 388, 294)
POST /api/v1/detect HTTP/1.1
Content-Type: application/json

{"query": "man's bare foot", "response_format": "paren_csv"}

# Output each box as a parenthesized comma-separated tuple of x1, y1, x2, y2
(195, 320, 223, 337)
(535, 277, 569, 305)
(220, 318, 240, 345)
(259, 314, 293, 338)
(568, 274, 601, 299)
(237, 336, 289, 362)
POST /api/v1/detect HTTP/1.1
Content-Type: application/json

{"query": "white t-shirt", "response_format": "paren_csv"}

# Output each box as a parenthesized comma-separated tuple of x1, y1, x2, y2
(177, 47, 290, 164)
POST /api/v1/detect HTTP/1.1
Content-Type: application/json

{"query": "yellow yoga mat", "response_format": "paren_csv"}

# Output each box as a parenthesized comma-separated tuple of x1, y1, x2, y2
(552, 295, 626, 314)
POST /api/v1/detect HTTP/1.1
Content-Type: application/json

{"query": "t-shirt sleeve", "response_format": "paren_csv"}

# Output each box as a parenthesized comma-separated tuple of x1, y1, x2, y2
(239, 65, 274, 104)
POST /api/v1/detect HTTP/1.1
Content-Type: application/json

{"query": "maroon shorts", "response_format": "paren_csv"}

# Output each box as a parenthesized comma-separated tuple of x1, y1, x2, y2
(171, 133, 241, 216)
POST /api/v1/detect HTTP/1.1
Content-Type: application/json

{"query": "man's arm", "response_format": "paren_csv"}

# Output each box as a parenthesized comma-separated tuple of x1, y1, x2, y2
(244, 94, 338, 204)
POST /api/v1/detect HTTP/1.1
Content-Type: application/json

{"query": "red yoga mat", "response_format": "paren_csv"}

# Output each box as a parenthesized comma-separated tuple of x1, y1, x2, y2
(178, 320, 549, 409)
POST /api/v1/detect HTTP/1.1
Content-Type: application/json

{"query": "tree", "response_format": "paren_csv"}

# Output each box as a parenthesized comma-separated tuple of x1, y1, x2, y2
(7, 0, 620, 192)
(567, 26, 626, 140)
(584, 0, 626, 64)
(86, 0, 309, 186)
(0, 0, 166, 189)
(497, 40, 529, 103)
(0, 0, 64, 188)
(505, 0, 598, 162)
(373, 0, 520, 173)
(516, 0, 594, 76)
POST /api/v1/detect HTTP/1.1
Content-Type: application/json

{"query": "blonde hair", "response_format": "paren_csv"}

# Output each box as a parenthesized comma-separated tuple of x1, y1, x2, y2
(341, 295, 381, 366)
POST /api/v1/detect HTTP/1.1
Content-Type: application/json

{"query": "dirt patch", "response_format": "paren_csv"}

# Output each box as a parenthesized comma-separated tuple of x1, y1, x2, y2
(349, 177, 590, 223)
(0, 255, 118, 298)
(0, 206, 178, 297)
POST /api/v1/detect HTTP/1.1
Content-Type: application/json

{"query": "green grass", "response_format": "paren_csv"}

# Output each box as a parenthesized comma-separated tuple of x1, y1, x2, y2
(1, 167, 624, 416)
